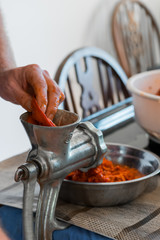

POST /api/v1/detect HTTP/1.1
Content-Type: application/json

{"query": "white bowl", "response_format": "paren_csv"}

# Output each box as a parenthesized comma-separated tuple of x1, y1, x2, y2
(127, 70, 160, 143)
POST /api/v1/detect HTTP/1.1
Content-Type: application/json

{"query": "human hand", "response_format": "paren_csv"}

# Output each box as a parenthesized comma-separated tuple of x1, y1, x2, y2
(0, 64, 65, 119)
(0, 228, 10, 240)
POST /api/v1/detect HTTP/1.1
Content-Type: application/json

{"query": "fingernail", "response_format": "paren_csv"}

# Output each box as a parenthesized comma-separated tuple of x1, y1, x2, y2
(41, 104, 47, 113)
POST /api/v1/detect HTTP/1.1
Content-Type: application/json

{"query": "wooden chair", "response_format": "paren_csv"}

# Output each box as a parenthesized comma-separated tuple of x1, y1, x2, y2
(54, 46, 130, 119)
(112, 0, 160, 77)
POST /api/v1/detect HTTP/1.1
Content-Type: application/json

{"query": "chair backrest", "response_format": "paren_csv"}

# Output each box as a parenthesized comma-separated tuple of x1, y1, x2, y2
(54, 46, 130, 119)
(112, 0, 160, 77)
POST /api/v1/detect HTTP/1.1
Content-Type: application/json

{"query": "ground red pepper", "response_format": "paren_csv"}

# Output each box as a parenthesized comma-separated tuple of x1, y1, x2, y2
(66, 157, 144, 183)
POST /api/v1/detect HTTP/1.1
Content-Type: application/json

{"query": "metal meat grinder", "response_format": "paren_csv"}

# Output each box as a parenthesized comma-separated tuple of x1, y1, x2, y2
(14, 109, 107, 240)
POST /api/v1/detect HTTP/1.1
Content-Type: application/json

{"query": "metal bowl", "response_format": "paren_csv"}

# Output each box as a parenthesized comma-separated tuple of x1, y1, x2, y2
(59, 143, 160, 207)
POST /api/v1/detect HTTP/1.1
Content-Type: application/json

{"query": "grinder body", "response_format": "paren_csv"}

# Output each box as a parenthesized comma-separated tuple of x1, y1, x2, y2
(15, 109, 107, 240)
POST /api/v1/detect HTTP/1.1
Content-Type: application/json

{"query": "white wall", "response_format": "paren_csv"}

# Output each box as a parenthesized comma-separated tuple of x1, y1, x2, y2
(0, 0, 159, 162)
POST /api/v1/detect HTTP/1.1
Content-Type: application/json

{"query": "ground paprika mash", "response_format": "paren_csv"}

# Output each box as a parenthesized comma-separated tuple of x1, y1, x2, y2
(66, 157, 144, 183)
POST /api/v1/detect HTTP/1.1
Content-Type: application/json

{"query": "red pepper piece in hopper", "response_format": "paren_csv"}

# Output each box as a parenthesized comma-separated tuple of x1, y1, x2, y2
(27, 114, 38, 125)
(30, 98, 56, 127)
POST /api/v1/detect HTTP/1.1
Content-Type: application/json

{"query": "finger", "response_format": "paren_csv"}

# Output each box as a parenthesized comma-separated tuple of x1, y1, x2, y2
(58, 84, 65, 104)
(26, 65, 48, 112)
(43, 70, 64, 119)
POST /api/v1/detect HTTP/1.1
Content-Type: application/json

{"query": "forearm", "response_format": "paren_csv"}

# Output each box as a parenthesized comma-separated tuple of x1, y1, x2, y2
(0, 9, 16, 71)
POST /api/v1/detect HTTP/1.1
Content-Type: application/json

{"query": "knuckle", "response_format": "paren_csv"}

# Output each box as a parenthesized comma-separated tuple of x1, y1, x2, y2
(43, 69, 49, 76)
(29, 64, 41, 72)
